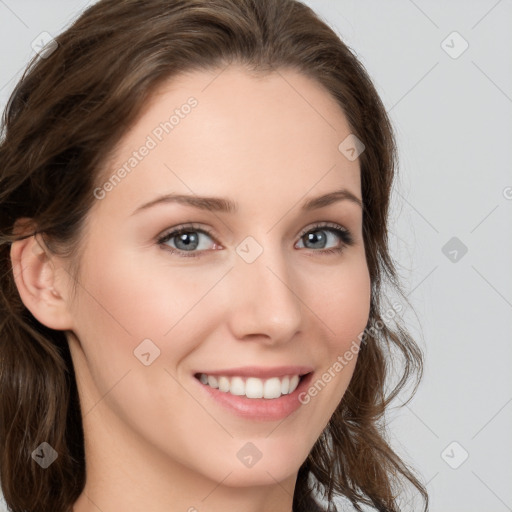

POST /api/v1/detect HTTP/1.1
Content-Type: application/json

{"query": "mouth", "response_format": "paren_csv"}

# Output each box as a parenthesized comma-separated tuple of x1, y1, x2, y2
(193, 371, 312, 400)
(193, 370, 314, 421)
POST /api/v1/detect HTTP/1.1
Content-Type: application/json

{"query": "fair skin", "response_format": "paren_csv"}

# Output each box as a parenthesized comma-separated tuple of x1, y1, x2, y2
(11, 65, 371, 512)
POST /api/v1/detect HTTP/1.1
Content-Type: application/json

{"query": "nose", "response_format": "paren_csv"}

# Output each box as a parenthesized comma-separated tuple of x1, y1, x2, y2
(226, 240, 303, 346)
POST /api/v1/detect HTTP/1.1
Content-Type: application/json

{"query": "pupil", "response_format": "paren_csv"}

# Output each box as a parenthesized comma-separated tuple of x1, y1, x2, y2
(177, 231, 198, 250)
(307, 231, 325, 249)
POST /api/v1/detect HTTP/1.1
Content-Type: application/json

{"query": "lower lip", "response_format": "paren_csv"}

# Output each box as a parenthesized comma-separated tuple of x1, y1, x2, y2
(194, 372, 314, 421)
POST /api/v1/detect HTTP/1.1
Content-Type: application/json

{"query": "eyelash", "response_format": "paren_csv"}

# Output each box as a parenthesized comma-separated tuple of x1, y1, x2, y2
(156, 222, 354, 258)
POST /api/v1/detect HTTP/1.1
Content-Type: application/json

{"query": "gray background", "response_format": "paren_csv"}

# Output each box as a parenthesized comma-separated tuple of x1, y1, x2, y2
(1, 1, 511, 511)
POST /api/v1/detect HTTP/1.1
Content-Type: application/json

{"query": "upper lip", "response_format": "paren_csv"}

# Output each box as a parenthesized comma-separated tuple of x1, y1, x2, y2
(194, 365, 314, 379)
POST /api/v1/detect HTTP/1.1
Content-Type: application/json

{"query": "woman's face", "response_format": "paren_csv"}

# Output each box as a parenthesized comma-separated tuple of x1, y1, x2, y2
(62, 65, 371, 490)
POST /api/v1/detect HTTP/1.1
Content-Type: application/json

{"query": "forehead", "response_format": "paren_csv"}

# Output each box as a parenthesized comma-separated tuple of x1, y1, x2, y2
(93, 65, 361, 218)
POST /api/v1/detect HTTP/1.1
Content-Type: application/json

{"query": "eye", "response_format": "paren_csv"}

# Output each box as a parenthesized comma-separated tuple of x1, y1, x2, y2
(296, 222, 354, 255)
(156, 221, 354, 258)
(157, 223, 218, 258)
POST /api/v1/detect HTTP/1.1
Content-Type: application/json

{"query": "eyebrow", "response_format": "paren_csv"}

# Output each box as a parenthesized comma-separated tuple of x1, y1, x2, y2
(130, 187, 363, 216)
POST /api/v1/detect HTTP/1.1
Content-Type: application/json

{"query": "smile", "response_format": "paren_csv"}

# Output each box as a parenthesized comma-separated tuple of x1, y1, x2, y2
(196, 373, 302, 399)
(193, 371, 314, 421)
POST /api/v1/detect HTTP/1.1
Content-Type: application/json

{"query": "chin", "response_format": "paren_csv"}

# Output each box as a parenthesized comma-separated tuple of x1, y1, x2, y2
(216, 445, 308, 487)
(218, 463, 300, 488)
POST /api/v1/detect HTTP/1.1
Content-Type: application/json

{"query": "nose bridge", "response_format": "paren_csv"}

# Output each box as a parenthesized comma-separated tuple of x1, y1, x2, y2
(227, 233, 303, 342)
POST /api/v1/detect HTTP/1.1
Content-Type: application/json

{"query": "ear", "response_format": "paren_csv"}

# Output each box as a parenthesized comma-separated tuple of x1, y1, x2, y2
(10, 219, 75, 331)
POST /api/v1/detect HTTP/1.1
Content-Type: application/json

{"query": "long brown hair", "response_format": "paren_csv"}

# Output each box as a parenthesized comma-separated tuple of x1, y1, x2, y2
(0, 1, 428, 510)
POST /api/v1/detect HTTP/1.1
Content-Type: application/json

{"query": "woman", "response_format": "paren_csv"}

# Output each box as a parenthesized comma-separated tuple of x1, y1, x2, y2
(0, 1, 428, 511)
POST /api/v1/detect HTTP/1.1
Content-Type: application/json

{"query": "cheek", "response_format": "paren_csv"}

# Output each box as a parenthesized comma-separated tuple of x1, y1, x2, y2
(310, 255, 371, 348)
(76, 240, 201, 335)
(71, 242, 221, 380)
(302, 256, 371, 405)
(68, 244, 208, 434)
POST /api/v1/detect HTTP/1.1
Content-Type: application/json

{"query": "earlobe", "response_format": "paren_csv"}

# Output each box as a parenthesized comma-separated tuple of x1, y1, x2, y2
(10, 226, 75, 331)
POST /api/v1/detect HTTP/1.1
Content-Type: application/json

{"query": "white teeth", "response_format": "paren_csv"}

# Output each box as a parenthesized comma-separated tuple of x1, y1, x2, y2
(218, 376, 230, 392)
(230, 377, 245, 396)
(280, 375, 290, 395)
(197, 373, 303, 399)
(245, 377, 263, 398)
(264, 377, 282, 399)
(289, 375, 300, 393)
(207, 375, 219, 388)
